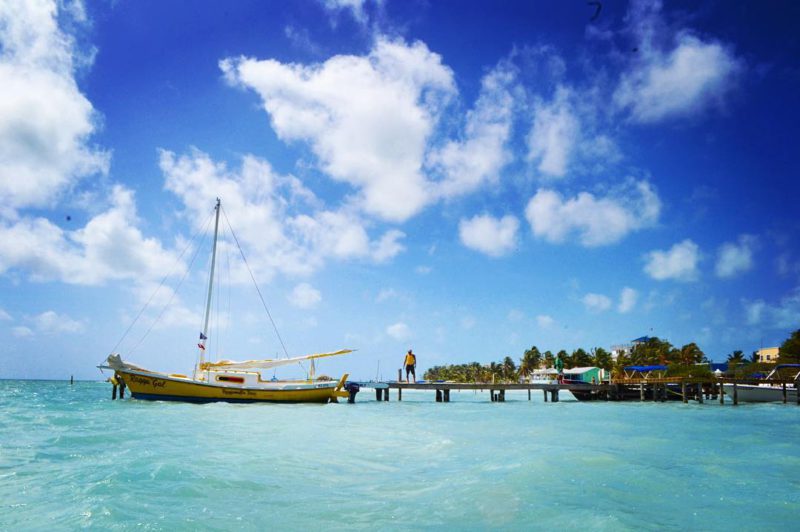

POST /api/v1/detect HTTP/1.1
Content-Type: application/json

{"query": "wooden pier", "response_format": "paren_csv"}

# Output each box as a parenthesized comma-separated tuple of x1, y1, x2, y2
(350, 376, 800, 405)
(366, 381, 608, 403)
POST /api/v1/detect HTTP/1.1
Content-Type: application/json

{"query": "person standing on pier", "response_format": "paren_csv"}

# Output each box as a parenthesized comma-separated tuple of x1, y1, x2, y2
(404, 349, 417, 383)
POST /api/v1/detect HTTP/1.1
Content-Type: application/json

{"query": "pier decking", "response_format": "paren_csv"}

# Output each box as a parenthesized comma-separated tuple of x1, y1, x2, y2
(349, 376, 800, 405)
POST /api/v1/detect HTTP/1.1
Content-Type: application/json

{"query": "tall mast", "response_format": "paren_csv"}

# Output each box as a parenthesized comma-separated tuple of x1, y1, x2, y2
(199, 198, 221, 371)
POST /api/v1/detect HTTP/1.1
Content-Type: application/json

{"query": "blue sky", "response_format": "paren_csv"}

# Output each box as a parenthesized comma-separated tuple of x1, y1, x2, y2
(1, 0, 799, 380)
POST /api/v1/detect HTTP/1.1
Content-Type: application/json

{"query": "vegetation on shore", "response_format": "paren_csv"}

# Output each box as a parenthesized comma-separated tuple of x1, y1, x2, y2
(423, 329, 800, 383)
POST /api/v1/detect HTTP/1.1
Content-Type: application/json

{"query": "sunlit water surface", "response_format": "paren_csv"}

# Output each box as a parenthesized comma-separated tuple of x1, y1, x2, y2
(1, 380, 798, 530)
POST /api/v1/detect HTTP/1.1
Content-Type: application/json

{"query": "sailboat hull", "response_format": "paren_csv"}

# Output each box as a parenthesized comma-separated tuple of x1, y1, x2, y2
(118, 370, 345, 404)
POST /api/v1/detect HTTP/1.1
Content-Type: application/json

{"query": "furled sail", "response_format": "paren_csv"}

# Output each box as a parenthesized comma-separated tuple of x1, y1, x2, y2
(198, 349, 354, 371)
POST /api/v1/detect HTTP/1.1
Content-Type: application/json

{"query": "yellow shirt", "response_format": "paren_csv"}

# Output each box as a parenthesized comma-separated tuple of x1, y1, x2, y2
(404, 353, 416, 366)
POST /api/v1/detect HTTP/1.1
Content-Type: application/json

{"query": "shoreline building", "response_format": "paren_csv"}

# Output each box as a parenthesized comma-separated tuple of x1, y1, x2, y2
(611, 336, 652, 361)
(756, 347, 780, 364)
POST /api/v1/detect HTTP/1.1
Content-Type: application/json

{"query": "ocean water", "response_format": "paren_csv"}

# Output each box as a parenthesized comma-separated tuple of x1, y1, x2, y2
(1, 380, 798, 530)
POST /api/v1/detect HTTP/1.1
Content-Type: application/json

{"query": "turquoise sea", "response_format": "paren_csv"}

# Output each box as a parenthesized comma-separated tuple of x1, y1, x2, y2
(1, 380, 799, 530)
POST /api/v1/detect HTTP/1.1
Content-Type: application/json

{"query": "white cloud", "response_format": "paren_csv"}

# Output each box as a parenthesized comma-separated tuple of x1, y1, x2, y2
(12, 326, 33, 338)
(375, 288, 397, 303)
(582, 293, 612, 313)
(371, 229, 406, 263)
(0, 186, 181, 285)
(288, 282, 322, 309)
(743, 289, 800, 329)
(643, 239, 701, 282)
(524, 180, 660, 246)
(0, 0, 109, 213)
(221, 37, 456, 223)
(461, 316, 477, 330)
(527, 86, 579, 178)
(0, 308, 11, 321)
(429, 62, 516, 197)
(716, 234, 756, 279)
(536, 314, 556, 329)
(32, 310, 85, 334)
(415, 265, 432, 275)
(321, 0, 371, 24)
(615, 1, 742, 123)
(744, 300, 765, 325)
(507, 309, 524, 322)
(618, 287, 638, 313)
(161, 148, 403, 280)
(459, 214, 519, 257)
(386, 321, 411, 341)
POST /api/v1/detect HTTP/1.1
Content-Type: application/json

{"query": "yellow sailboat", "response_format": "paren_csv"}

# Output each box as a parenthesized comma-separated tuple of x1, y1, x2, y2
(100, 199, 352, 403)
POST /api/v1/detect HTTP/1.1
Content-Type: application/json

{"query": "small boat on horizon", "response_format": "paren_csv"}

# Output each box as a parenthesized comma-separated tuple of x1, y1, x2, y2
(99, 199, 352, 404)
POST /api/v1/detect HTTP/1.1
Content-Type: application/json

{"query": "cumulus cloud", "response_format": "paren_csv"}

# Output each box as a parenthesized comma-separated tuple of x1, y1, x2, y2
(458, 214, 519, 257)
(386, 321, 411, 341)
(12, 326, 33, 338)
(744, 289, 800, 329)
(507, 309, 524, 322)
(524, 180, 660, 246)
(527, 86, 579, 178)
(32, 310, 85, 334)
(0, 0, 109, 213)
(643, 239, 700, 281)
(320, 0, 372, 24)
(716, 234, 756, 279)
(582, 293, 612, 313)
(221, 38, 456, 223)
(288, 282, 322, 309)
(618, 287, 638, 313)
(536, 314, 556, 329)
(0, 186, 181, 285)
(161, 148, 403, 280)
(0, 308, 11, 321)
(429, 61, 516, 197)
(375, 288, 398, 303)
(615, 0, 742, 123)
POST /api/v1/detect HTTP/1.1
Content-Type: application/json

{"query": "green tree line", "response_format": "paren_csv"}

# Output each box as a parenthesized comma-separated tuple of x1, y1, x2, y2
(422, 329, 800, 383)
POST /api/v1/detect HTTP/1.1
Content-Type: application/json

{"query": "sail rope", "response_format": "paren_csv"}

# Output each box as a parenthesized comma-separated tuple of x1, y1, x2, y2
(126, 227, 210, 358)
(103, 209, 215, 363)
(220, 206, 292, 362)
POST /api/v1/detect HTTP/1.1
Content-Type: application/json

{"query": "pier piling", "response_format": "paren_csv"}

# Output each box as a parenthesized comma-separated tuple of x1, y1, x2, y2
(733, 381, 738, 405)
(681, 382, 687, 403)
(543, 389, 548, 402)
(640, 383, 645, 401)
(444, 389, 450, 402)
(436, 389, 443, 402)
(719, 382, 724, 404)
(783, 382, 787, 404)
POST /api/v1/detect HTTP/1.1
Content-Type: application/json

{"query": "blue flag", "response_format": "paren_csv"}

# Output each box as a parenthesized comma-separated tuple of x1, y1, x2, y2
(199, 332, 207, 340)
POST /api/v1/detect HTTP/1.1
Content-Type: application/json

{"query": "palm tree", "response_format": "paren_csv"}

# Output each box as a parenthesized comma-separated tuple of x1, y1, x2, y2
(727, 350, 745, 368)
(591, 347, 613, 370)
(519, 346, 542, 378)
(572, 348, 592, 367)
(677, 343, 705, 366)
(502, 356, 517, 382)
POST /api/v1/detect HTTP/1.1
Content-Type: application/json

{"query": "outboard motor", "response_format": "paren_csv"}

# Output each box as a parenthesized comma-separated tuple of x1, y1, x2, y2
(344, 382, 360, 404)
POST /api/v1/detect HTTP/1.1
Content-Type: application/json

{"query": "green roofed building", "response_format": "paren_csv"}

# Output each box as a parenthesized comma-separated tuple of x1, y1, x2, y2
(562, 367, 606, 384)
